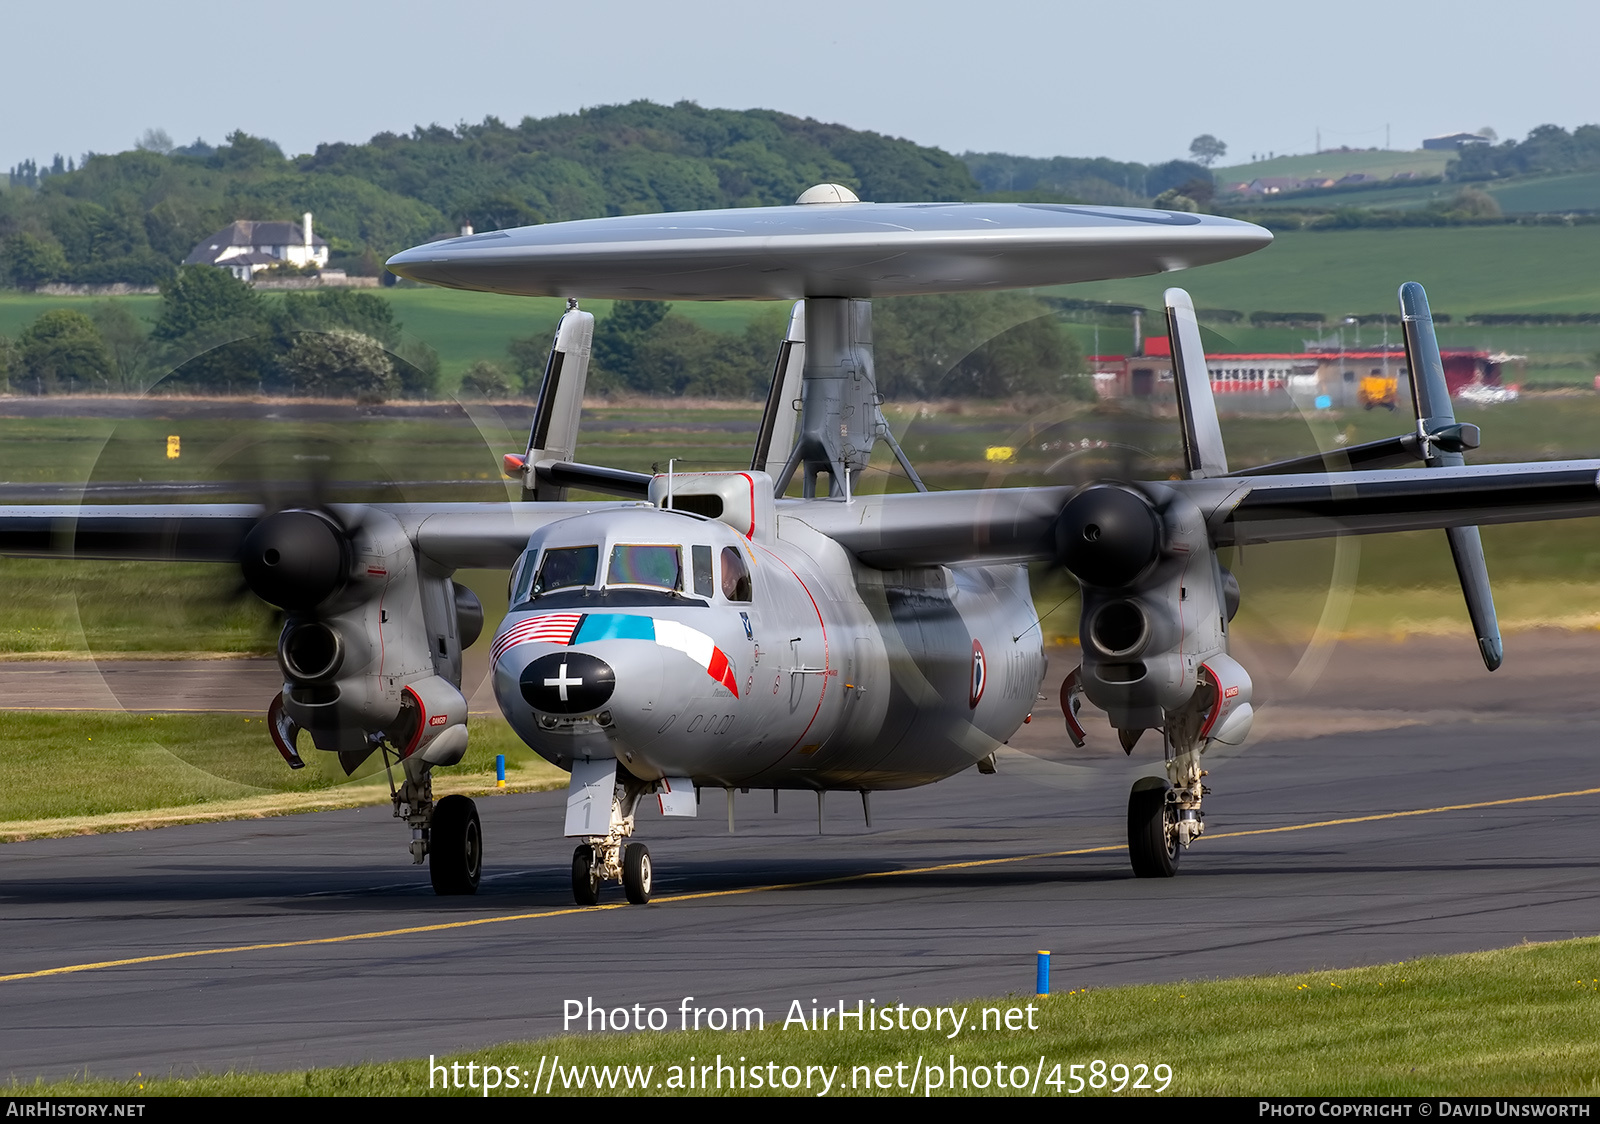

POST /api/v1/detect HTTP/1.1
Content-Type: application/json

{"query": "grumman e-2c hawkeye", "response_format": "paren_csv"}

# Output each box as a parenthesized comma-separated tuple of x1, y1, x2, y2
(6, 184, 1599, 906)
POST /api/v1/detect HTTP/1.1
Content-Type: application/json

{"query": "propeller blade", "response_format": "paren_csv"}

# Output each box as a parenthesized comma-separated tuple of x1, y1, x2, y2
(1163, 288, 1229, 478)
(1399, 281, 1503, 671)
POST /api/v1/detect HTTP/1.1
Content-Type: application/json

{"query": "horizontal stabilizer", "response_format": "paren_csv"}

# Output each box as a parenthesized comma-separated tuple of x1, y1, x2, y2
(534, 461, 651, 499)
(1240, 423, 1480, 477)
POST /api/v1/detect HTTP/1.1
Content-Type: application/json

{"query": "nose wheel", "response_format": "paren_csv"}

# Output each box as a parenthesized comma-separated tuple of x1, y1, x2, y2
(572, 843, 601, 906)
(571, 840, 654, 906)
(623, 843, 652, 904)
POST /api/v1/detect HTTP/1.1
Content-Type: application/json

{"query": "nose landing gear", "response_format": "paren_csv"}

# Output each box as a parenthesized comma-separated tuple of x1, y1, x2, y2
(567, 760, 656, 906)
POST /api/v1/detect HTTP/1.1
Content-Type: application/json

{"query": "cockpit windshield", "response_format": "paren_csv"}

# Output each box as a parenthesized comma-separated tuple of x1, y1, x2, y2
(524, 545, 599, 600)
(608, 544, 682, 590)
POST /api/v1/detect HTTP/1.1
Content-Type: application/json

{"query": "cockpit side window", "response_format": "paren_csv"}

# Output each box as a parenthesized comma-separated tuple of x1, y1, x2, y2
(720, 546, 753, 602)
(691, 545, 714, 598)
(608, 544, 682, 591)
(531, 545, 599, 598)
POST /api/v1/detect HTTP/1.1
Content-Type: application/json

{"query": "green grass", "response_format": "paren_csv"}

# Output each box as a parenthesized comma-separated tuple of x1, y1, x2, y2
(0, 710, 561, 823)
(1061, 225, 1600, 317)
(1235, 171, 1600, 217)
(1486, 171, 1600, 215)
(14, 938, 1600, 1095)
(1215, 149, 1453, 184)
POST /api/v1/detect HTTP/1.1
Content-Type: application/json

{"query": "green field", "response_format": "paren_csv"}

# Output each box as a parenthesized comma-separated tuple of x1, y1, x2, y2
(16, 937, 1600, 1095)
(1061, 224, 1600, 318)
(4, 233, 1600, 392)
(1227, 170, 1600, 216)
(0, 289, 785, 387)
(2, 221, 1600, 391)
(1486, 170, 1600, 214)
(1215, 148, 1453, 184)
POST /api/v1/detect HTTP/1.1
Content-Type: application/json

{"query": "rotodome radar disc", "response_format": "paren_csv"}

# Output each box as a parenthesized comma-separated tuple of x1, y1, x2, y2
(386, 199, 1272, 301)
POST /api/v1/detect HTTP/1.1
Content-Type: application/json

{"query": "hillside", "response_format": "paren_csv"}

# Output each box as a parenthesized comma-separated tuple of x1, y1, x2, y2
(0, 102, 980, 286)
(1215, 149, 1453, 184)
(1060, 224, 1600, 315)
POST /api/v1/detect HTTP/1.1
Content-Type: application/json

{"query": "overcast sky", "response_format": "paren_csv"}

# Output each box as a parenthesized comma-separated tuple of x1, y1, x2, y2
(5, 0, 1593, 173)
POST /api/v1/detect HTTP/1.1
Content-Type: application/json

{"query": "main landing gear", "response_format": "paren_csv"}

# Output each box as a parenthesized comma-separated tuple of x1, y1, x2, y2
(386, 749, 482, 896)
(1126, 700, 1211, 879)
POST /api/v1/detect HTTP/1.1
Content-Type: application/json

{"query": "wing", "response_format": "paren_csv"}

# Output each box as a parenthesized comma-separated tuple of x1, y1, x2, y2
(787, 462, 1600, 570)
(0, 501, 639, 569)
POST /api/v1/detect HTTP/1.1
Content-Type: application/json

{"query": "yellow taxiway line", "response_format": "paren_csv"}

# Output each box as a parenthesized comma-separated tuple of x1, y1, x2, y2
(4, 784, 1599, 985)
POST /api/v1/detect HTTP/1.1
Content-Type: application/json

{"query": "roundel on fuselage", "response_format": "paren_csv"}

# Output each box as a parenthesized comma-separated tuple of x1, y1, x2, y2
(520, 652, 616, 715)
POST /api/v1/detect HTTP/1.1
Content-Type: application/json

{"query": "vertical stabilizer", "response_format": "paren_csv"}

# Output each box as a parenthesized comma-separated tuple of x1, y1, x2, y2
(1163, 288, 1228, 478)
(519, 303, 594, 501)
(1399, 281, 1503, 670)
(753, 302, 805, 479)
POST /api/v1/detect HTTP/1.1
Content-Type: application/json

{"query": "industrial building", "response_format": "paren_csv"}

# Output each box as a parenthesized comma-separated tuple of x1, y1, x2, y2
(1091, 335, 1506, 409)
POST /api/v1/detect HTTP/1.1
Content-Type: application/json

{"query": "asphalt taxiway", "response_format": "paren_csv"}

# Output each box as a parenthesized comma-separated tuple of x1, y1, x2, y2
(2, 633, 1600, 1082)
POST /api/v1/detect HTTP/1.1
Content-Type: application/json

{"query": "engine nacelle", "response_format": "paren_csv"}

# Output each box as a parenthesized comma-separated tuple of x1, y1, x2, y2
(246, 507, 477, 764)
(1058, 483, 1232, 734)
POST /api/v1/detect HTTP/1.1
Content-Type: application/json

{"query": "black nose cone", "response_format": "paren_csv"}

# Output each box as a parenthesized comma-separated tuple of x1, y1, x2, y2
(520, 652, 616, 714)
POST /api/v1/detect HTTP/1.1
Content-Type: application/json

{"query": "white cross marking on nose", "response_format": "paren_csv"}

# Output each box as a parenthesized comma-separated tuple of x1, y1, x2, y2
(545, 662, 584, 702)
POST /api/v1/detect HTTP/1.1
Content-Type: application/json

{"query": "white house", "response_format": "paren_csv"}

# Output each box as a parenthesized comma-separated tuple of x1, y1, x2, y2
(184, 212, 330, 280)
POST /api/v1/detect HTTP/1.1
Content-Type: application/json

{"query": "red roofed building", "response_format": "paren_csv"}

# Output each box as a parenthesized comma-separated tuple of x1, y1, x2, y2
(1092, 337, 1503, 407)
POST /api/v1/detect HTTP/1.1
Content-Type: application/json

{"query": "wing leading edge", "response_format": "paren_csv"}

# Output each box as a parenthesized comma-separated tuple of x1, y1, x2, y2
(791, 462, 1600, 570)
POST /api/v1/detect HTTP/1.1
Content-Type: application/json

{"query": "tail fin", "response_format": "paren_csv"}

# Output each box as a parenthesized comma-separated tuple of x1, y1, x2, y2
(520, 303, 594, 501)
(1163, 288, 1229, 478)
(752, 302, 805, 483)
(1399, 281, 1503, 670)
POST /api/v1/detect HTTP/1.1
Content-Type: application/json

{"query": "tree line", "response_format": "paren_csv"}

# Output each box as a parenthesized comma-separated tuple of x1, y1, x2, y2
(0, 102, 981, 289)
(1450, 124, 1600, 181)
(0, 268, 436, 399)
(0, 269, 1089, 404)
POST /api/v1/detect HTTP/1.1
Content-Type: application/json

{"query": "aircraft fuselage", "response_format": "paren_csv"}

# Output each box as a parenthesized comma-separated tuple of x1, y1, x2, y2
(492, 506, 1045, 792)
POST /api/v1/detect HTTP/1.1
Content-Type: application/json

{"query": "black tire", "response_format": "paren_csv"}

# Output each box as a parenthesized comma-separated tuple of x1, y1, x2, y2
(572, 843, 600, 906)
(429, 795, 482, 895)
(622, 843, 652, 905)
(1127, 783, 1180, 878)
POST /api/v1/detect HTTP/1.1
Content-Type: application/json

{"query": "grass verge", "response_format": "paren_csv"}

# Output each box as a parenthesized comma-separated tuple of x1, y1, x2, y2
(0, 710, 566, 837)
(10, 938, 1600, 1096)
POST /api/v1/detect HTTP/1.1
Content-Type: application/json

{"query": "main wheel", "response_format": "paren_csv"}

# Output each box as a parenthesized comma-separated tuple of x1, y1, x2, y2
(1127, 782, 1180, 878)
(571, 843, 600, 906)
(622, 843, 652, 905)
(429, 795, 482, 895)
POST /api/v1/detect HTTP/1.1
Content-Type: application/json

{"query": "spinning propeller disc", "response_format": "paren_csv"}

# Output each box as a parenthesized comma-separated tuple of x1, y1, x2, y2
(873, 311, 1361, 785)
(74, 342, 512, 789)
